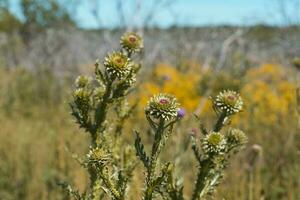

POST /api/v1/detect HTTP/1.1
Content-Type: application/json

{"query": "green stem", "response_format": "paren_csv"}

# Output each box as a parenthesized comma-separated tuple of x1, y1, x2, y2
(248, 170, 254, 200)
(213, 112, 227, 132)
(190, 111, 228, 200)
(191, 160, 210, 200)
(199, 172, 221, 199)
(91, 79, 113, 147)
(88, 79, 115, 198)
(88, 167, 99, 200)
(99, 170, 122, 200)
(144, 118, 165, 200)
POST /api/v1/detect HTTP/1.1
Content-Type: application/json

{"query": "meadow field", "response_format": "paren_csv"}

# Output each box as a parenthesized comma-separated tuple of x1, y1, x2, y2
(0, 35, 299, 199)
(0, 1, 300, 198)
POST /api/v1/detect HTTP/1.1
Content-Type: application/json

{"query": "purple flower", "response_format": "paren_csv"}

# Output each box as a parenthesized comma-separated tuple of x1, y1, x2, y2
(177, 108, 186, 118)
(162, 75, 171, 81)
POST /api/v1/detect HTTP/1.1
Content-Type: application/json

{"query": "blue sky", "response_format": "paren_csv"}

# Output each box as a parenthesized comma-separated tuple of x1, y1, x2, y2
(75, 0, 300, 28)
(8, 0, 300, 28)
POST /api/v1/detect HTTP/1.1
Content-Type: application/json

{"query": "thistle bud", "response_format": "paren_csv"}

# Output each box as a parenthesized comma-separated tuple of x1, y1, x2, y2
(225, 128, 248, 148)
(73, 88, 91, 115)
(74, 88, 90, 104)
(120, 32, 143, 53)
(213, 90, 243, 115)
(75, 75, 91, 88)
(145, 93, 180, 121)
(190, 128, 198, 137)
(104, 52, 131, 79)
(87, 147, 110, 167)
(201, 131, 226, 155)
(92, 87, 104, 99)
(292, 57, 300, 69)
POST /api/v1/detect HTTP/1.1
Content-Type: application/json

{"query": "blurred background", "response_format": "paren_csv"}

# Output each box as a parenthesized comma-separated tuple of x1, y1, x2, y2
(0, 0, 299, 199)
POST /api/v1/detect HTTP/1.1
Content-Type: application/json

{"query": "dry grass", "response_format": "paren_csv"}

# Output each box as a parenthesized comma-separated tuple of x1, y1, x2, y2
(0, 62, 299, 200)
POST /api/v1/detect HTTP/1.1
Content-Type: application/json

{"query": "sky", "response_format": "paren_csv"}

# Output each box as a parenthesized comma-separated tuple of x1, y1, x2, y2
(8, 0, 300, 28)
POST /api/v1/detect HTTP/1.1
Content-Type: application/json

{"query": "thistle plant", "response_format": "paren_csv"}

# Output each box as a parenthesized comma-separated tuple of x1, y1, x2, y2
(133, 90, 247, 200)
(189, 90, 246, 200)
(64, 32, 247, 200)
(135, 93, 180, 200)
(64, 32, 143, 200)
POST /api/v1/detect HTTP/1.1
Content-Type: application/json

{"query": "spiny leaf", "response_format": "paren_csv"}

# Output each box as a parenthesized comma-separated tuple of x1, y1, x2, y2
(95, 59, 107, 84)
(191, 136, 202, 164)
(58, 182, 83, 200)
(153, 163, 170, 190)
(134, 131, 150, 168)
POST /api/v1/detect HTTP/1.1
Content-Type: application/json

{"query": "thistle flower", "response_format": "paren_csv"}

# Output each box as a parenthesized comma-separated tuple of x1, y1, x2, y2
(75, 75, 91, 88)
(225, 128, 248, 148)
(201, 131, 226, 155)
(120, 32, 143, 53)
(87, 147, 110, 167)
(145, 93, 180, 121)
(213, 90, 243, 114)
(104, 52, 131, 79)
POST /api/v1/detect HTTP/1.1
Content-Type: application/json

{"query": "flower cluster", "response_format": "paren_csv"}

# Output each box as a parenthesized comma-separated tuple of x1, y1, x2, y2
(243, 64, 296, 126)
(145, 93, 180, 121)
